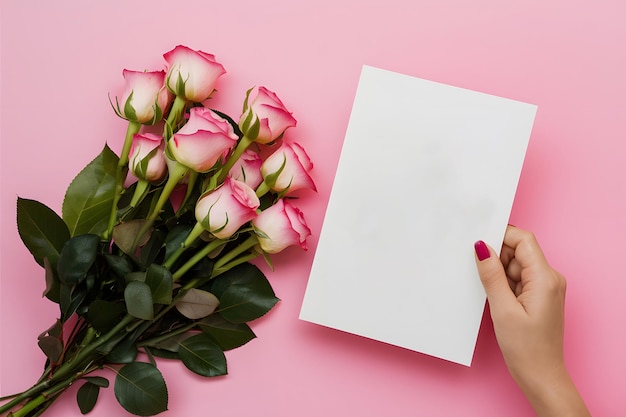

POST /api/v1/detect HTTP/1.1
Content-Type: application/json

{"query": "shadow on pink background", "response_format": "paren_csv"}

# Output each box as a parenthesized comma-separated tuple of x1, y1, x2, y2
(1, 1, 624, 416)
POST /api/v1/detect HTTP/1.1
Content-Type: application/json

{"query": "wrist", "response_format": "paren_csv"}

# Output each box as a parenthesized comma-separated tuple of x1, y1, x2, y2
(514, 365, 590, 417)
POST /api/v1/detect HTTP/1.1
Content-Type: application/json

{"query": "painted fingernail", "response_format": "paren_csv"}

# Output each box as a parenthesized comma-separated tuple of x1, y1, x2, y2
(474, 240, 490, 261)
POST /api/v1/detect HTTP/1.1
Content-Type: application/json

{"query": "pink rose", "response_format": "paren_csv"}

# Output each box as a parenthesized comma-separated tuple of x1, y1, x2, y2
(129, 133, 167, 183)
(163, 45, 226, 102)
(169, 107, 238, 172)
(239, 86, 297, 144)
(261, 141, 316, 195)
(252, 199, 311, 254)
(116, 70, 173, 124)
(228, 149, 263, 189)
(195, 177, 260, 239)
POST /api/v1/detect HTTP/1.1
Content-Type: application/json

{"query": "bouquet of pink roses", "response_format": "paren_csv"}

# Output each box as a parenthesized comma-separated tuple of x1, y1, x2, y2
(0, 45, 315, 417)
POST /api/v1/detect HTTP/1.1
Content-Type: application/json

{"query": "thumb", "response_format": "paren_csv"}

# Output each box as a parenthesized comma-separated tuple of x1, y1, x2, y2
(474, 240, 517, 312)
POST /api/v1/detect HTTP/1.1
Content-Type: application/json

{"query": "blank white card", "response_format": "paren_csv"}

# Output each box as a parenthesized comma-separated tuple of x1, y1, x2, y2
(299, 65, 536, 366)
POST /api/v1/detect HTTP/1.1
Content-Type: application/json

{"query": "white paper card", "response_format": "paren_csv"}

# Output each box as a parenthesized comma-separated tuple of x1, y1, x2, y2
(299, 65, 536, 366)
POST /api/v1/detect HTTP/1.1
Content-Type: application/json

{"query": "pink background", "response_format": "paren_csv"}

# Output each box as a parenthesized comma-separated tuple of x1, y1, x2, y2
(1, 1, 624, 416)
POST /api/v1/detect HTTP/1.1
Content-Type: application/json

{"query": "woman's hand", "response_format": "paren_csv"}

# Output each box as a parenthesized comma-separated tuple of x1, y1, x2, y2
(474, 226, 590, 417)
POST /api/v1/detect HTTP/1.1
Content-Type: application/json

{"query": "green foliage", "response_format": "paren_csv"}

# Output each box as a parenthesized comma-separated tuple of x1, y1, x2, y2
(88, 300, 126, 332)
(77, 380, 102, 414)
(198, 314, 256, 350)
(145, 264, 173, 305)
(178, 334, 227, 377)
(114, 362, 168, 416)
(9, 142, 286, 416)
(4, 57, 314, 416)
(57, 234, 99, 285)
(37, 336, 63, 363)
(62, 144, 118, 237)
(125, 281, 154, 320)
(209, 263, 280, 323)
(175, 288, 219, 319)
(16, 197, 70, 268)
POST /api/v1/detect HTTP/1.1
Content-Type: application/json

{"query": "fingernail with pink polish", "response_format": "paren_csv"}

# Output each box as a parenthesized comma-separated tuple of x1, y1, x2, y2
(474, 240, 490, 261)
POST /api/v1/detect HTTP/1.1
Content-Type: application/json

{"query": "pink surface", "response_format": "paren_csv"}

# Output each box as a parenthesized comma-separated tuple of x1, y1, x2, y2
(1, 1, 624, 416)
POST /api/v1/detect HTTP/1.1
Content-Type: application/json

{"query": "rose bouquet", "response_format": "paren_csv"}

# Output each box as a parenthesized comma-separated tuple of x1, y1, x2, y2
(0, 45, 315, 417)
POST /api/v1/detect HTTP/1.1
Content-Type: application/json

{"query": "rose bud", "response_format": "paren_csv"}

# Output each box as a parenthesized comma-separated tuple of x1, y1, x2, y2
(228, 149, 263, 189)
(164, 45, 226, 102)
(253, 199, 311, 254)
(169, 107, 238, 172)
(129, 133, 167, 183)
(115, 69, 173, 124)
(261, 141, 316, 195)
(239, 86, 297, 144)
(195, 177, 260, 239)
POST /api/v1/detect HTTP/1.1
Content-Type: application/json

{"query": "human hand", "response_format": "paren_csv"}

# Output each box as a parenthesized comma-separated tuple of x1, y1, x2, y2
(474, 226, 590, 417)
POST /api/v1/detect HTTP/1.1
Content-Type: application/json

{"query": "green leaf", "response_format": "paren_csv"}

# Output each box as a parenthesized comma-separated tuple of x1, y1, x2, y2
(124, 281, 154, 320)
(144, 332, 192, 353)
(104, 253, 133, 278)
(106, 337, 138, 364)
(175, 289, 219, 320)
(83, 376, 109, 388)
(62, 144, 118, 237)
(164, 224, 194, 260)
(144, 347, 179, 360)
(87, 300, 126, 332)
(114, 362, 168, 416)
(16, 197, 70, 268)
(139, 228, 165, 267)
(59, 282, 88, 322)
(145, 264, 173, 305)
(57, 234, 99, 285)
(178, 333, 227, 377)
(43, 258, 61, 303)
(107, 320, 151, 363)
(77, 381, 101, 414)
(198, 314, 256, 350)
(210, 263, 279, 323)
(37, 336, 63, 363)
(112, 220, 150, 256)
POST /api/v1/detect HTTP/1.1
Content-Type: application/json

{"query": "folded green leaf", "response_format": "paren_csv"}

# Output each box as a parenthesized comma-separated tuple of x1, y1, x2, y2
(178, 333, 227, 377)
(62, 144, 118, 237)
(16, 197, 70, 268)
(114, 362, 168, 416)
(198, 314, 256, 350)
